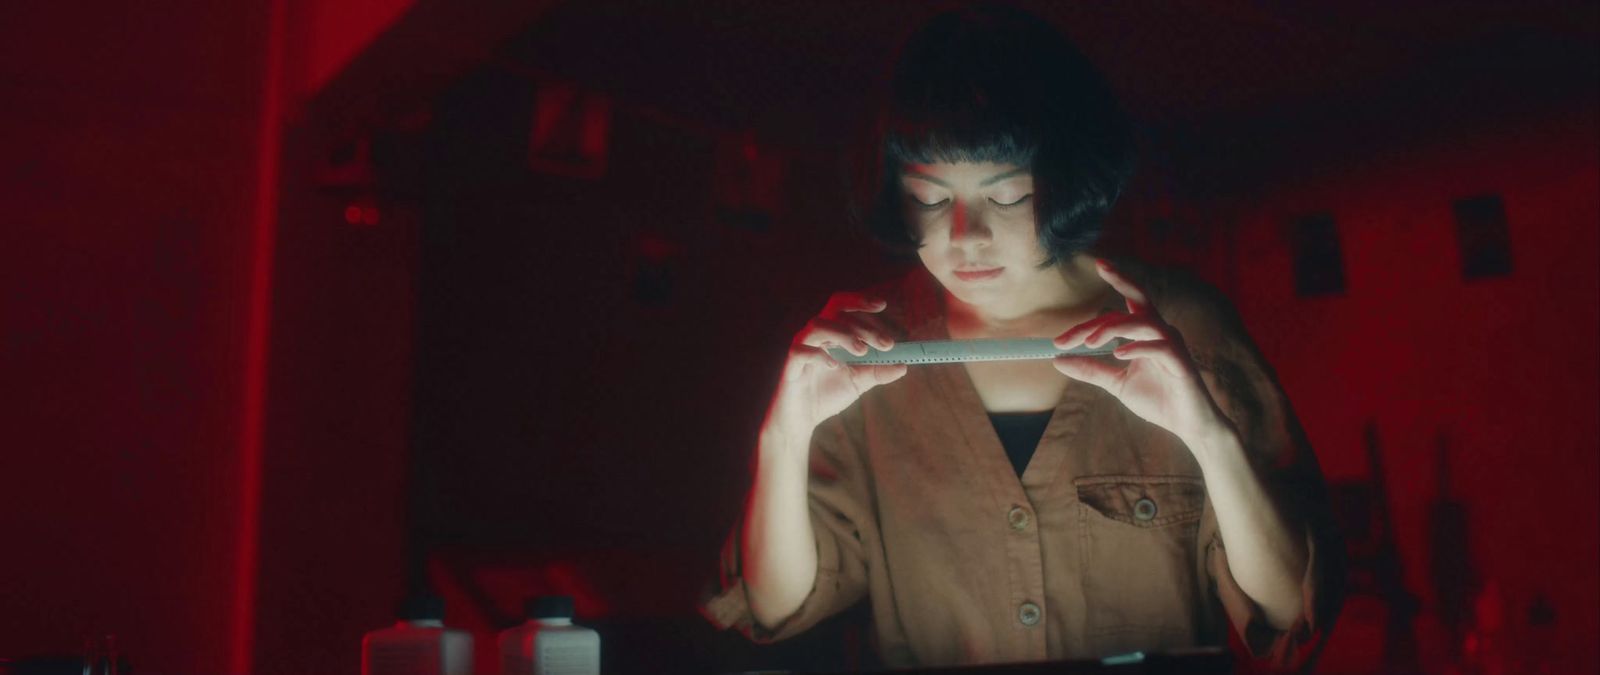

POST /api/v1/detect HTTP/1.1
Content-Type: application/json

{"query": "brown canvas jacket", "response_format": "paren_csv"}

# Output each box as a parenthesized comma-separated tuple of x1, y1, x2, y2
(702, 260, 1342, 670)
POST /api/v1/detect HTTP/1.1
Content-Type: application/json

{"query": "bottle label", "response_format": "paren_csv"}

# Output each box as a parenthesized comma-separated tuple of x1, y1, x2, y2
(536, 639, 598, 675)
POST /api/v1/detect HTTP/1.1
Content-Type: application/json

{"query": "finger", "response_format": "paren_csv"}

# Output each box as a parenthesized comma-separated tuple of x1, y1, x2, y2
(819, 318, 883, 356)
(879, 363, 910, 385)
(1052, 355, 1123, 392)
(852, 363, 909, 391)
(1112, 339, 1185, 378)
(1095, 259, 1149, 314)
(827, 291, 888, 314)
(785, 344, 839, 381)
(831, 313, 896, 350)
(1084, 314, 1164, 348)
(1054, 312, 1123, 350)
(857, 313, 896, 350)
(842, 298, 889, 314)
(799, 317, 874, 355)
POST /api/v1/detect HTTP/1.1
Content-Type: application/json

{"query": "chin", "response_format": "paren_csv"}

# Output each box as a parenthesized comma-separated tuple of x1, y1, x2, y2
(939, 278, 1008, 306)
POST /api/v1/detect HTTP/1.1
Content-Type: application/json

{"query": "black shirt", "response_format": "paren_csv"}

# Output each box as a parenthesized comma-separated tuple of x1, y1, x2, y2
(988, 410, 1054, 476)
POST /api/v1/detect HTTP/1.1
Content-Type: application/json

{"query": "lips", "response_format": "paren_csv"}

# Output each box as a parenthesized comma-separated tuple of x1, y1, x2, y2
(953, 267, 1004, 281)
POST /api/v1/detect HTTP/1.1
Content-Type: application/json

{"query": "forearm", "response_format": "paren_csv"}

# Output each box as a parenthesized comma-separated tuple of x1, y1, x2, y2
(740, 424, 819, 630)
(1186, 421, 1309, 630)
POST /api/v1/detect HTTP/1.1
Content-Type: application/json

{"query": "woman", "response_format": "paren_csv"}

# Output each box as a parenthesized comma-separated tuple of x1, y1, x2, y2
(702, 5, 1340, 669)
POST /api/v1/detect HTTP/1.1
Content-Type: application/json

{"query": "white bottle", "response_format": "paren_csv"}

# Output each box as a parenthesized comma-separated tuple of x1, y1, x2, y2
(498, 595, 600, 675)
(361, 595, 474, 675)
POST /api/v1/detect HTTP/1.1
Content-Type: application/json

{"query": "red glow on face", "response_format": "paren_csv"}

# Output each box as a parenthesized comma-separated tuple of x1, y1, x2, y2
(344, 205, 362, 224)
(361, 206, 380, 225)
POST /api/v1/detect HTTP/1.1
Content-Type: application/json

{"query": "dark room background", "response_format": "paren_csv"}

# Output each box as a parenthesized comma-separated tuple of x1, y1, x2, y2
(2, 1, 1596, 674)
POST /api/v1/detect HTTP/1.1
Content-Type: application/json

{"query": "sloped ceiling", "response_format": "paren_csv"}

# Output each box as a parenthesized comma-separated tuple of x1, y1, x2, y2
(497, 0, 1597, 136)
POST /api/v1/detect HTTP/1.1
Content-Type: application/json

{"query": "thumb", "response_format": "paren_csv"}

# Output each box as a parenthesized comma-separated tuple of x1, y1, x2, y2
(877, 363, 909, 385)
(855, 363, 909, 391)
(1053, 356, 1120, 392)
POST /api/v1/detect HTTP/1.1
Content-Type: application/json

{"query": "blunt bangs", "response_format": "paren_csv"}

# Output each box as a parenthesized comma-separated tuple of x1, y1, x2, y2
(881, 104, 1040, 168)
(861, 4, 1136, 266)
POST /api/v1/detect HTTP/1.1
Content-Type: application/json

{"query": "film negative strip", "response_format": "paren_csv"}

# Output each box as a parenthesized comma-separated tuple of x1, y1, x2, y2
(825, 338, 1128, 365)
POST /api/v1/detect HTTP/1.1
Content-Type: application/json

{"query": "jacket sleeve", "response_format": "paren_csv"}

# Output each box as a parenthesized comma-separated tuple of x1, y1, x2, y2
(1168, 276, 1346, 672)
(699, 405, 875, 643)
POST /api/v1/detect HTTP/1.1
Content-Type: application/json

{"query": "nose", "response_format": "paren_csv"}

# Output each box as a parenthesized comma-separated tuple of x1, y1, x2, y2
(949, 200, 992, 248)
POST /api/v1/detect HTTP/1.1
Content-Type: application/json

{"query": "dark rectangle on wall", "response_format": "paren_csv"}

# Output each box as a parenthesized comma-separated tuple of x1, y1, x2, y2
(1453, 194, 1512, 280)
(1291, 212, 1346, 297)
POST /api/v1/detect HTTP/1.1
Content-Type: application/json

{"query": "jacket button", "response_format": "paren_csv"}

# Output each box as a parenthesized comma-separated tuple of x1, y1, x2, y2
(1133, 497, 1158, 522)
(1018, 601, 1042, 626)
(1007, 506, 1031, 531)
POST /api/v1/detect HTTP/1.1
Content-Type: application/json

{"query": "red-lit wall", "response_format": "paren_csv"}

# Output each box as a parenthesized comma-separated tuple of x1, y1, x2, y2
(298, 0, 415, 96)
(1221, 104, 1599, 673)
(0, 2, 271, 672)
(0, 1, 423, 672)
(246, 119, 416, 675)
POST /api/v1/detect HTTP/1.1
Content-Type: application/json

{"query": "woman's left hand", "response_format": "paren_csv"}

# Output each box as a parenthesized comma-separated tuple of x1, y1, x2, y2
(1052, 259, 1227, 447)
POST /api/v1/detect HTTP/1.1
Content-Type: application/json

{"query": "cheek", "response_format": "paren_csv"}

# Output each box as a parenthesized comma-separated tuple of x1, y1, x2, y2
(916, 244, 945, 273)
(910, 214, 947, 247)
(906, 208, 940, 234)
(998, 217, 1051, 266)
(994, 213, 1040, 244)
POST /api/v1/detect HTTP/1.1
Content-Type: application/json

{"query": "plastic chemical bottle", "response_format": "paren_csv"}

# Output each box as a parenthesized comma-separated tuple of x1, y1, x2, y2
(498, 595, 600, 675)
(361, 594, 474, 675)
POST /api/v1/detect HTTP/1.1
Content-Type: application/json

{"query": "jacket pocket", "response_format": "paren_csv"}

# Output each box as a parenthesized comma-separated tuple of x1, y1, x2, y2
(1076, 474, 1206, 528)
(1074, 474, 1207, 651)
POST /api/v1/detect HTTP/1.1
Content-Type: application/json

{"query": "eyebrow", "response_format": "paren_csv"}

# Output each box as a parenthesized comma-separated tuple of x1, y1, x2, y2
(901, 167, 1031, 188)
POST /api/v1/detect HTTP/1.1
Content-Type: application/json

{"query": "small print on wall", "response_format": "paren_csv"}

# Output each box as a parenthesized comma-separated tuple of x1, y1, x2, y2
(528, 81, 611, 180)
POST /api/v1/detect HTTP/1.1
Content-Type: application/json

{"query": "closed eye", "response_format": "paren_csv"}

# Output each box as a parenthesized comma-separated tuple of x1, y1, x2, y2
(910, 196, 949, 210)
(991, 194, 1032, 208)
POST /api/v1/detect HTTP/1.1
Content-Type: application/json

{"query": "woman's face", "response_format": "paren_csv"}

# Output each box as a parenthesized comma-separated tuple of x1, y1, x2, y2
(903, 161, 1050, 308)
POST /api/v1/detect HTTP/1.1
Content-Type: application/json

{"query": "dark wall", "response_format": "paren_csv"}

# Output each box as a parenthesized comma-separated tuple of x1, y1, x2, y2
(413, 66, 892, 555)
(404, 64, 901, 672)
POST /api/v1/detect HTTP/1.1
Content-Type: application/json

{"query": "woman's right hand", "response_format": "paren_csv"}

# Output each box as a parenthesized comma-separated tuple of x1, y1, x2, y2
(763, 292, 909, 440)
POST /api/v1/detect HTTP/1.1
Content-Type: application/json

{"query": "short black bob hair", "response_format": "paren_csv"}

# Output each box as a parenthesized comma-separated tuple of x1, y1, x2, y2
(863, 4, 1136, 266)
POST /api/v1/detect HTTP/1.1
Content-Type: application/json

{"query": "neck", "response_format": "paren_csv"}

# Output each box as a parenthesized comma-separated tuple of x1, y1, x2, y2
(945, 255, 1107, 334)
